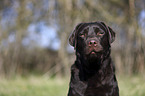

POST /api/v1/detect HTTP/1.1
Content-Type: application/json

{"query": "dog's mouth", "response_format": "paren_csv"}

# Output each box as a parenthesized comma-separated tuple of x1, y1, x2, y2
(90, 51, 97, 55)
(87, 48, 102, 55)
(85, 49, 103, 59)
(87, 50, 100, 56)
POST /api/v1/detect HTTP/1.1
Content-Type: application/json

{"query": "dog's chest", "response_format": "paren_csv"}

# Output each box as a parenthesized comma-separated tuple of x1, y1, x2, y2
(84, 77, 113, 96)
(70, 80, 87, 96)
(70, 64, 114, 96)
(71, 77, 113, 96)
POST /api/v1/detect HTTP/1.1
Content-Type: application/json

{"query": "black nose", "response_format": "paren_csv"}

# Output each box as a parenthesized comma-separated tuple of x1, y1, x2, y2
(89, 40, 97, 47)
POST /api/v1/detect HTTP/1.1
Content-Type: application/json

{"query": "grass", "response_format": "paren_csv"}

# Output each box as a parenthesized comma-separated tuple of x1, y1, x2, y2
(0, 75, 144, 96)
(0, 76, 69, 96)
(118, 75, 145, 96)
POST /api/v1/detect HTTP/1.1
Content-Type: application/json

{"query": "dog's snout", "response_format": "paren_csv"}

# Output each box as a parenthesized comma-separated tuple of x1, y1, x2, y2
(89, 40, 97, 47)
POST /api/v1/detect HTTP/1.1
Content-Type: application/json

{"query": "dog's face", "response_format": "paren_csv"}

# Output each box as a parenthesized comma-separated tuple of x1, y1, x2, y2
(69, 21, 115, 59)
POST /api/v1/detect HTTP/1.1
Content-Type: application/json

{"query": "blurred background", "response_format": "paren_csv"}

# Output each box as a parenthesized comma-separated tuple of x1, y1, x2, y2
(0, 0, 145, 78)
(0, 0, 145, 96)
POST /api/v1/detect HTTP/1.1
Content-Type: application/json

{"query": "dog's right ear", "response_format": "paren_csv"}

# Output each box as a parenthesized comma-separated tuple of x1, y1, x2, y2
(69, 23, 83, 48)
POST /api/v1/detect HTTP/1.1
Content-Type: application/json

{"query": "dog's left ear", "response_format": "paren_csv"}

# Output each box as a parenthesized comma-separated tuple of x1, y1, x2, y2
(69, 23, 84, 48)
(100, 22, 115, 43)
(108, 26, 115, 43)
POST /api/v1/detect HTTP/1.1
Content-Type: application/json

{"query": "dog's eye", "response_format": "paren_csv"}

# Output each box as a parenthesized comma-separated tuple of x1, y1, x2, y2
(79, 34, 85, 37)
(97, 31, 104, 36)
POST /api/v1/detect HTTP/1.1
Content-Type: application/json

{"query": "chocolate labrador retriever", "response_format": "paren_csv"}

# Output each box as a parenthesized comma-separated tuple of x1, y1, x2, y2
(68, 21, 119, 96)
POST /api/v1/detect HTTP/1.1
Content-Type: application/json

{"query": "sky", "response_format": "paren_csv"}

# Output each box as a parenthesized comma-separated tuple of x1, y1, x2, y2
(140, 10, 145, 35)
(27, 22, 60, 50)
(26, 21, 76, 52)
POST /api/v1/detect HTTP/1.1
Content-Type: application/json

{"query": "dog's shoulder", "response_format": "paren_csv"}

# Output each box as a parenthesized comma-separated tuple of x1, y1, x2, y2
(69, 64, 88, 96)
(70, 64, 80, 81)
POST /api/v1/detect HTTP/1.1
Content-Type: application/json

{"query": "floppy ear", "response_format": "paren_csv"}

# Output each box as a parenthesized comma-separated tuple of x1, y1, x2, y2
(108, 26, 115, 43)
(69, 23, 84, 48)
(100, 22, 115, 43)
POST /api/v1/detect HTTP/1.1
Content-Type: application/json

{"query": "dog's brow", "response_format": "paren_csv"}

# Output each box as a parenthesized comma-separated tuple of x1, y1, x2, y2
(98, 23, 108, 32)
(82, 27, 89, 33)
(89, 27, 94, 33)
(93, 27, 100, 32)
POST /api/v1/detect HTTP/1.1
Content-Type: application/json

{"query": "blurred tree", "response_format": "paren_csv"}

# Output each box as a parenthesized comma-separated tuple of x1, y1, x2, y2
(0, 0, 144, 77)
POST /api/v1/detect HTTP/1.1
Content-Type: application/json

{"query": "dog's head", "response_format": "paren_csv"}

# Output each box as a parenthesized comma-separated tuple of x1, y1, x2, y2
(69, 21, 115, 60)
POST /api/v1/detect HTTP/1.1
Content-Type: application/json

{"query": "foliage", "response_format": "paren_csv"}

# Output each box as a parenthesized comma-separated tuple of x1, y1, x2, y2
(0, 0, 145, 77)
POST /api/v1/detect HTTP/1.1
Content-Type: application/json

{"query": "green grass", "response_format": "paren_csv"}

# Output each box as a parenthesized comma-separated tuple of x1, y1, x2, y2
(0, 75, 144, 96)
(0, 76, 69, 96)
(118, 75, 145, 96)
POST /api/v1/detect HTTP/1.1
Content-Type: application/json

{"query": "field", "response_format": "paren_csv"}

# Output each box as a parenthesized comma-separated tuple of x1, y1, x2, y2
(0, 75, 145, 96)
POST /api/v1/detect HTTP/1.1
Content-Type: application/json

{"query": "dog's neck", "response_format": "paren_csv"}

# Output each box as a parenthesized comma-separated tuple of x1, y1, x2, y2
(76, 50, 111, 81)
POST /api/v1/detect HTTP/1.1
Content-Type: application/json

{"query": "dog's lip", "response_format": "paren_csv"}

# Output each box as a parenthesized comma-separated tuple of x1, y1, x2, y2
(89, 50, 98, 55)
(90, 51, 96, 54)
(88, 50, 103, 55)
